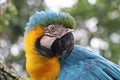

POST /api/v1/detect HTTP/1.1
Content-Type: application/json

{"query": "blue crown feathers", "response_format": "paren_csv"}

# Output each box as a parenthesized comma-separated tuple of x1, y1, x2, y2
(25, 11, 76, 34)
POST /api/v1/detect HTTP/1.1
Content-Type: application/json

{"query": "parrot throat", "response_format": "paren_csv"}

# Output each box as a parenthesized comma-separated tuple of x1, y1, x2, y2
(24, 26, 60, 80)
(35, 32, 74, 58)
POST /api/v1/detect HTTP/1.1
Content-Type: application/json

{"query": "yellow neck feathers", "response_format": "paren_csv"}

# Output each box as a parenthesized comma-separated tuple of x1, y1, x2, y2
(24, 26, 60, 80)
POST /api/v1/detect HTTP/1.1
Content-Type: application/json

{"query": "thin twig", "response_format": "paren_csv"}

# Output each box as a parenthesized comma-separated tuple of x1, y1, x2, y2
(0, 67, 16, 79)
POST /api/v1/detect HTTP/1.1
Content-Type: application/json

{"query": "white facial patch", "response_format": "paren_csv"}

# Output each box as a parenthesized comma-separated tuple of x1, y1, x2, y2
(40, 36, 57, 49)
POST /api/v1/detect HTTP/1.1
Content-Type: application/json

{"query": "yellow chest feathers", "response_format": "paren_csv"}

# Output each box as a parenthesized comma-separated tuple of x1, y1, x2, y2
(24, 26, 60, 80)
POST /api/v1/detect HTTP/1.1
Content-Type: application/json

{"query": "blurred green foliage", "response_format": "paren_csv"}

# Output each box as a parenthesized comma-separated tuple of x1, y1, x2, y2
(0, 0, 46, 42)
(0, 0, 120, 79)
(0, 0, 46, 79)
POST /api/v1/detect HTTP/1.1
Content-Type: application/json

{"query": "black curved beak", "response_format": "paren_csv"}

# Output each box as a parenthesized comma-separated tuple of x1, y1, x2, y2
(35, 28, 74, 58)
(51, 32, 74, 58)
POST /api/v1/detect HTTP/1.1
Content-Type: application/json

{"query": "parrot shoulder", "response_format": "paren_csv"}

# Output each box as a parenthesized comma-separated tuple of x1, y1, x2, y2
(58, 45, 120, 80)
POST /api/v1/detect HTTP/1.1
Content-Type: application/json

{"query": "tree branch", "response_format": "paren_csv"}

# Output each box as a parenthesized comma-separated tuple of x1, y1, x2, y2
(0, 63, 19, 80)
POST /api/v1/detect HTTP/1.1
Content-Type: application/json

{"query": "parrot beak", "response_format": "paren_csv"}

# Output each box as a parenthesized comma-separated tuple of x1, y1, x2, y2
(35, 28, 74, 58)
(51, 31, 74, 58)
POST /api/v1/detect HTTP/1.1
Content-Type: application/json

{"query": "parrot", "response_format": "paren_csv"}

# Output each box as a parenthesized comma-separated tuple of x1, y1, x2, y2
(24, 11, 120, 80)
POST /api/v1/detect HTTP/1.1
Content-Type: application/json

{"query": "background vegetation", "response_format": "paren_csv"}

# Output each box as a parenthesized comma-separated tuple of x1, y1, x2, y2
(0, 0, 120, 79)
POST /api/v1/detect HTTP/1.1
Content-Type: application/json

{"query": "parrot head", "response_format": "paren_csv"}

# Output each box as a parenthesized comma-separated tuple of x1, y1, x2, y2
(24, 11, 76, 80)
(24, 11, 76, 58)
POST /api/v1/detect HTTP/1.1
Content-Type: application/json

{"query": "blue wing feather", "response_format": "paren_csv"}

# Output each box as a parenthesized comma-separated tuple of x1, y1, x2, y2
(58, 45, 120, 80)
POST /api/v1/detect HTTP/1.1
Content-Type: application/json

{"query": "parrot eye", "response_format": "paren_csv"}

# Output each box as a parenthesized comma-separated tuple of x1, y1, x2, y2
(49, 25, 56, 32)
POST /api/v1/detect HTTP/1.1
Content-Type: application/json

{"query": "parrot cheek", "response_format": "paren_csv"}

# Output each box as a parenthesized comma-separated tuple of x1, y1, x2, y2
(40, 35, 57, 49)
(51, 32, 74, 58)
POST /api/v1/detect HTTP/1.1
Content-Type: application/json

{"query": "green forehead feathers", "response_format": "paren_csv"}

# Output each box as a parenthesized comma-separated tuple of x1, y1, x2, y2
(25, 11, 76, 34)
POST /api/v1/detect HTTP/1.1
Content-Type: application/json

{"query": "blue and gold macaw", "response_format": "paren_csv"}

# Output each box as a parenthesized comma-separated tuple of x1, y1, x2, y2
(24, 11, 120, 80)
